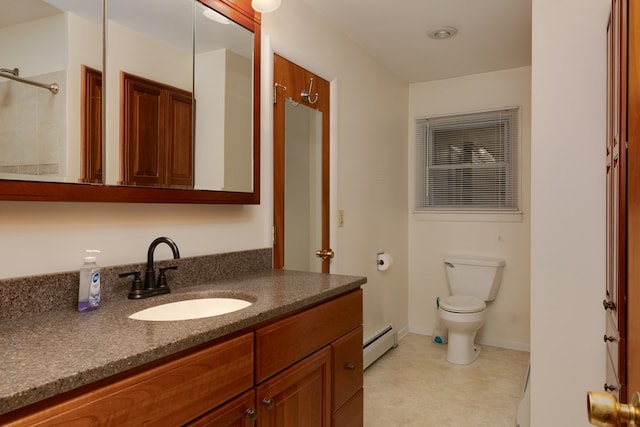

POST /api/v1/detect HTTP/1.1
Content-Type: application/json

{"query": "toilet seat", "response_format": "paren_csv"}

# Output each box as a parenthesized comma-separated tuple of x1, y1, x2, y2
(440, 295, 486, 313)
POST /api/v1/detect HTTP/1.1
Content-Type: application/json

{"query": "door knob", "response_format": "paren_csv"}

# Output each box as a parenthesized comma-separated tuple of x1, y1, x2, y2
(587, 391, 640, 426)
(315, 248, 335, 260)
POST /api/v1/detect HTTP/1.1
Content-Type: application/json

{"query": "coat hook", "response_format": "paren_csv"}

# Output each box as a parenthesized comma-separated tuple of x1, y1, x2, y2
(301, 77, 318, 104)
(273, 82, 287, 104)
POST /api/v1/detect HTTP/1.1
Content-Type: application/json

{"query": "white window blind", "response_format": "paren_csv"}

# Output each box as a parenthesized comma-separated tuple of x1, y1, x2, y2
(415, 108, 520, 212)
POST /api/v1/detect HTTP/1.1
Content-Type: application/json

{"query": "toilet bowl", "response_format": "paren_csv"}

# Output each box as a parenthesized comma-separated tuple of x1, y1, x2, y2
(438, 295, 486, 364)
(438, 255, 505, 365)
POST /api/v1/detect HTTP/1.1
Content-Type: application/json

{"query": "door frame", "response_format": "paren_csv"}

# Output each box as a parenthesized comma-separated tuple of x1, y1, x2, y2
(264, 36, 338, 272)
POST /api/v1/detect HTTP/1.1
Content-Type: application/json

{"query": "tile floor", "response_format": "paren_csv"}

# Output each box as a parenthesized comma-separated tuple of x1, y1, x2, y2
(363, 333, 530, 426)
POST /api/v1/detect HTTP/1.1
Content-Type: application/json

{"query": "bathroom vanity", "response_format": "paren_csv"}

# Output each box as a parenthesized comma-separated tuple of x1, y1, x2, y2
(0, 262, 365, 426)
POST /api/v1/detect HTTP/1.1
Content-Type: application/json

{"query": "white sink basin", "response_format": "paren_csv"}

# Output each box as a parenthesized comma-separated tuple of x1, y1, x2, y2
(129, 298, 252, 321)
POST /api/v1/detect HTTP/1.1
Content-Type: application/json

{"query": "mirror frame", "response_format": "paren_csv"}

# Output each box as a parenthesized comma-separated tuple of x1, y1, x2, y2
(0, 0, 260, 204)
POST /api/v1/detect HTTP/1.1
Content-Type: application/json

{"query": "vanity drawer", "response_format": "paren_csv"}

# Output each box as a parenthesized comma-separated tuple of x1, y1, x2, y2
(255, 290, 363, 383)
(332, 326, 363, 411)
(332, 388, 364, 427)
(5, 333, 254, 427)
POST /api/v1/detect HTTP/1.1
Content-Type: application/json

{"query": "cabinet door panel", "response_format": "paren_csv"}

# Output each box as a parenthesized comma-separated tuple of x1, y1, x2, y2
(165, 90, 193, 188)
(256, 347, 331, 427)
(187, 389, 256, 427)
(332, 388, 363, 427)
(122, 75, 163, 186)
(332, 326, 363, 411)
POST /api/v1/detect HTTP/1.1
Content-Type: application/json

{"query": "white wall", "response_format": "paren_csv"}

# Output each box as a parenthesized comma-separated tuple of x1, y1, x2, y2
(262, 0, 410, 341)
(530, 0, 609, 425)
(408, 67, 531, 351)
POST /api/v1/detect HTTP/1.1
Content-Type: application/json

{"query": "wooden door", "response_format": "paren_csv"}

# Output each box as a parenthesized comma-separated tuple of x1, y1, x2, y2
(606, 0, 630, 401)
(256, 347, 331, 427)
(80, 65, 102, 184)
(273, 54, 331, 272)
(626, 0, 640, 397)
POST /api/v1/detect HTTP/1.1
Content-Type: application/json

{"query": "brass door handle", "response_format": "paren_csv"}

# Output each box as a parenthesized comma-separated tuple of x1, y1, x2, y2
(587, 391, 640, 426)
(315, 248, 335, 260)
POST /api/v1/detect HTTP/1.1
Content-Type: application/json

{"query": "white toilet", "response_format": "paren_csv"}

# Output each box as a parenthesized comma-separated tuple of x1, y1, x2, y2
(438, 255, 505, 365)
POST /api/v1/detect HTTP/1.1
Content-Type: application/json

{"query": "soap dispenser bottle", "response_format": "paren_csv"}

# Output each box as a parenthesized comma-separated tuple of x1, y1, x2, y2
(78, 250, 101, 312)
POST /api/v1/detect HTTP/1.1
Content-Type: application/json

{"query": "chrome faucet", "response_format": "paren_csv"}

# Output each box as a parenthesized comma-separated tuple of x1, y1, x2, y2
(121, 237, 180, 299)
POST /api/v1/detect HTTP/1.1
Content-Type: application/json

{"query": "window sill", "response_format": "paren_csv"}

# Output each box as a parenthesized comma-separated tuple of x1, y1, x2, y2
(412, 210, 523, 223)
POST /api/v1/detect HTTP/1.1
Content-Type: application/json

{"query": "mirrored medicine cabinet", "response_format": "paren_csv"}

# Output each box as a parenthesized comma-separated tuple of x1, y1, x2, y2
(0, 0, 260, 204)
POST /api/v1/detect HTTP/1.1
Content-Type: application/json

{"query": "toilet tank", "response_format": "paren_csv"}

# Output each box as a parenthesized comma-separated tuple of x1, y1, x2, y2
(444, 255, 505, 301)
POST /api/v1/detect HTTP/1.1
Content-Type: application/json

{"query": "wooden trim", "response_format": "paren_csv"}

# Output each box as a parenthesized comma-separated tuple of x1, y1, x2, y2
(626, 0, 640, 399)
(0, 0, 260, 205)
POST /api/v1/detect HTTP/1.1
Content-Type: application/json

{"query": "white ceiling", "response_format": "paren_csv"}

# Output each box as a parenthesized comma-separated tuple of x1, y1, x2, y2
(301, 0, 532, 83)
(5, 0, 532, 83)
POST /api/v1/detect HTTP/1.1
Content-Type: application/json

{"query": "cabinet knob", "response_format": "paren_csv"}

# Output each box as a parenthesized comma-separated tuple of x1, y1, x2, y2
(262, 397, 275, 410)
(245, 407, 258, 421)
(604, 334, 616, 343)
(346, 363, 357, 370)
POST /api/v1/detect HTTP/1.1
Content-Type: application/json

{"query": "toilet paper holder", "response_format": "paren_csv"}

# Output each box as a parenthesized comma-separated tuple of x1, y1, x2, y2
(377, 252, 393, 271)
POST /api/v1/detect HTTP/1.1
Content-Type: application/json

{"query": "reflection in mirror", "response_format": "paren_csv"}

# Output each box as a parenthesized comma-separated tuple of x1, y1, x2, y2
(0, 0, 102, 183)
(194, 2, 254, 192)
(284, 99, 323, 273)
(105, 0, 194, 188)
(0, 0, 259, 204)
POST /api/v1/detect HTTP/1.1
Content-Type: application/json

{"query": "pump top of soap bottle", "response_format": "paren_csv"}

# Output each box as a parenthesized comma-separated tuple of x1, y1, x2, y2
(84, 249, 101, 263)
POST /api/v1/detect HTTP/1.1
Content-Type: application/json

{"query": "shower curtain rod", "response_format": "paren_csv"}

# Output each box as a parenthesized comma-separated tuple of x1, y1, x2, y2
(0, 68, 59, 94)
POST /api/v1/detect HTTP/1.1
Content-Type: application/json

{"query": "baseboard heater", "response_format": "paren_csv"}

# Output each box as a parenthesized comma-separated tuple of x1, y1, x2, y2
(363, 325, 398, 370)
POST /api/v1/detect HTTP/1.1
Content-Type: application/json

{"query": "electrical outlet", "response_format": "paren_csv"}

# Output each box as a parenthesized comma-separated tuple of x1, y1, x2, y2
(338, 210, 344, 227)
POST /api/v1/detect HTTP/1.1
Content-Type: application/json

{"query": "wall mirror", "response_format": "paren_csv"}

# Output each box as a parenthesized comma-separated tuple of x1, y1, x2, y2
(0, 0, 260, 204)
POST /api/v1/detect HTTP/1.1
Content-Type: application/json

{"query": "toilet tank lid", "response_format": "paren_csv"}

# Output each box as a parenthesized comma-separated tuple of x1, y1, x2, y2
(444, 255, 505, 267)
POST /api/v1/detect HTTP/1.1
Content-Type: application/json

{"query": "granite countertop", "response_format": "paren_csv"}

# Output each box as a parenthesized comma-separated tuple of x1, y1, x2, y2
(0, 269, 366, 416)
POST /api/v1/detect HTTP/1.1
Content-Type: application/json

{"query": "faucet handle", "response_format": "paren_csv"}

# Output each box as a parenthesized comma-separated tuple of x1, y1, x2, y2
(120, 271, 143, 296)
(157, 266, 178, 289)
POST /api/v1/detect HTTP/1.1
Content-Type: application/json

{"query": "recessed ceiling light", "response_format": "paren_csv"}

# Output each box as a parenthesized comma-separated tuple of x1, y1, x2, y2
(428, 26, 458, 40)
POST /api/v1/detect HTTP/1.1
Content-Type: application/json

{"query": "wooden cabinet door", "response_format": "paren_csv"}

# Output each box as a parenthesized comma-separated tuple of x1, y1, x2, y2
(121, 72, 193, 188)
(187, 390, 256, 427)
(331, 326, 363, 412)
(165, 90, 193, 188)
(80, 65, 103, 184)
(256, 347, 331, 427)
(332, 389, 363, 427)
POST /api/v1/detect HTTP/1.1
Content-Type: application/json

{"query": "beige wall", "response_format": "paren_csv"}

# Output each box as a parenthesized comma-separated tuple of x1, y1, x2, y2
(262, 0, 410, 341)
(530, 0, 609, 425)
(408, 66, 531, 351)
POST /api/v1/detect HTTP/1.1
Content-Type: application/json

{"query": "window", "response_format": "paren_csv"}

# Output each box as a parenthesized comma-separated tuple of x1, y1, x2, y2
(415, 107, 520, 213)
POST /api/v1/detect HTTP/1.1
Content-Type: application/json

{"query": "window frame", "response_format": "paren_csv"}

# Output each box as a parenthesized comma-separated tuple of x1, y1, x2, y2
(414, 107, 522, 221)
